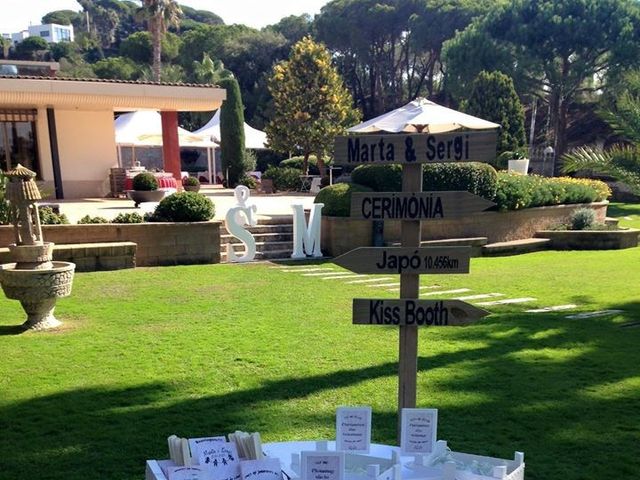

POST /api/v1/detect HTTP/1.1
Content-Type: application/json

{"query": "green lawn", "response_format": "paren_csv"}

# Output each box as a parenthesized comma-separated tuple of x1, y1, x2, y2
(608, 202, 640, 229)
(1, 248, 639, 479)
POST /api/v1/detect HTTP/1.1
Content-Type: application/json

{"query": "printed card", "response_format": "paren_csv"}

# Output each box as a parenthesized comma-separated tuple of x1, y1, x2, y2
(196, 441, 241, 480)
(240, 457, 282, 480)
(300, 451, 345, 480)
(336, 406, 372, 453)
(189, 437, 227, 463)
(400, 408, 438, 455)
(168, 466, 211, 480)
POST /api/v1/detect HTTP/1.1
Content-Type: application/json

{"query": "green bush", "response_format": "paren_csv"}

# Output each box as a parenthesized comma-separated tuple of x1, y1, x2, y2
(113, 212, 144, 224)
(38, 207, 69, 225)
(263, 166, 302, 191)
(0, 174, 9, 225)
(132, 172, 158, 191)
(279, 155, 330, 175)
(314, 182, 373, 217)
(570, 208, 597, 230)
(238, 175, 257, 189)
(423, 162, 498, 200)
(182, 176, 200, 187)
(351, 164, 402, 192)
(149, 192, 215, 222)
(77, 215, 109, 224)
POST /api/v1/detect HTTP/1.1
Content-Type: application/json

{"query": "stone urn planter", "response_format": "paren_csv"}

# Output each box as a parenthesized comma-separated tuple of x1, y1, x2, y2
(127, 189, 165, 207)
(0, 164, 76, 331)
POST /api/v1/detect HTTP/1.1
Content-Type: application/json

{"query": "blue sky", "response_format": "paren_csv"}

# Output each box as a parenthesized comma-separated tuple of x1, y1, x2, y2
(0, 0, 329, 33)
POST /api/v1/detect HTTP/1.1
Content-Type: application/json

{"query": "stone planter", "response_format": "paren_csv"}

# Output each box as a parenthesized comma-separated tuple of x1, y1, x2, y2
(535, 228, 639, 250)
(127, 189, 165, 207)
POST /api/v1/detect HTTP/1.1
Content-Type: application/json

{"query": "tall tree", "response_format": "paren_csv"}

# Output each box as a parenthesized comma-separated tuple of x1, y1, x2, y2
(485, 0, 640, 159)
(219, 77, 247, 187)
(266, 36, 361, 176)
(136, 0, 182, 81)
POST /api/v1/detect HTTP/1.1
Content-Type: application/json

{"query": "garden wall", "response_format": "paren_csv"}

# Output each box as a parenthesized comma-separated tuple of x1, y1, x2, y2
(321, 202, 608, 256)
(0, 222, 221, 267)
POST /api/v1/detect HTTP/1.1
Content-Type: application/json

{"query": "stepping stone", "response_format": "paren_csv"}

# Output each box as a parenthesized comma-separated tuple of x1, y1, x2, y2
(455, 293, 504, 301)
(566, 310, 623, 319)
(346, 277, 393, 284)
(476, 297, 536, 306)
(282, 268, 335, 273)
(526, 304, 577, 313)
(420, 288, 470, 297)
(620, 321, 640, 328)
(302, 271, 339, 276)
(387, 284, 441, 292)
(624, 216, 633, 220)
(322, 274, 364, 280)
(368, 282, 400, 288)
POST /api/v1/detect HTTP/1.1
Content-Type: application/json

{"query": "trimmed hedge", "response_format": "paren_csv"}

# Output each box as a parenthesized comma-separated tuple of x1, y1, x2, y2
(351, 162, 498, 200)
(314, 182, 372, 217)
(132, 172, 158, 191)
(279, 155, 331, 175)
(263, 166, 301, 191)
(149, 192, 215, 222)
(494, 173, 611, 211)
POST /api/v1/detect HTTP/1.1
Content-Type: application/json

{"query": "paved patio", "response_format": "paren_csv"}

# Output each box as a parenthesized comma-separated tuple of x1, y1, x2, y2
(49, 186, 317, 223)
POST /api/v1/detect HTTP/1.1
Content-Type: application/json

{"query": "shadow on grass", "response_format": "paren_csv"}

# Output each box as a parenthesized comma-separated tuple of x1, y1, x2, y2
(1, 302, 638, 480)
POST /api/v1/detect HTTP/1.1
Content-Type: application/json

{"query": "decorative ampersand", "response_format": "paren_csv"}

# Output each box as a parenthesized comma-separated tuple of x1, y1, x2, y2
(404, 137, 417, 162)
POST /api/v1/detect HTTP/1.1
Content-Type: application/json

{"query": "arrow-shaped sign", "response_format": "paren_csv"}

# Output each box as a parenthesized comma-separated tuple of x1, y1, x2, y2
(350, 191, 495, 220)
(334, 247, 471, 275)
(352, 299, 489, 326)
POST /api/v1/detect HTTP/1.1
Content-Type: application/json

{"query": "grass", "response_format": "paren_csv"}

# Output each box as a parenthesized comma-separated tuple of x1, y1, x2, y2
(1, 249, 639, 479)
(607, 202, 640, 228)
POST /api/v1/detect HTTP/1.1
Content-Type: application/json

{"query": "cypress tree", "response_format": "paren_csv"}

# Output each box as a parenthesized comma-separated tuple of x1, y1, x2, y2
(219, 77, 246, 187)
(464, 70, 526, 155)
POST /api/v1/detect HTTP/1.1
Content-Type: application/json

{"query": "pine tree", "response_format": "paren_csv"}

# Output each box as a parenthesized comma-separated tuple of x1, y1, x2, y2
(219, 77, 246, 187)
(464, 71, 525, 155)
(266, 36, 360, 176)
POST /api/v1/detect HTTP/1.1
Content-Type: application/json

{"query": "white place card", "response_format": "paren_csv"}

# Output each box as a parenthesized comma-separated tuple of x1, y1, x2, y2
(168, 466, 211, 480)
(400, 408, 438, 455)
(336, 406, 372, 453)
(300, 451, 345, 480)
(189, 437, 227, 462)
(197, 441, 241, 480)
(240, 457, 283, 480)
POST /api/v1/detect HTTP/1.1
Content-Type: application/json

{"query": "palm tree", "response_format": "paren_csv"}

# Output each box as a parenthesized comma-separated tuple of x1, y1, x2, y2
(137, 0, 182, 82)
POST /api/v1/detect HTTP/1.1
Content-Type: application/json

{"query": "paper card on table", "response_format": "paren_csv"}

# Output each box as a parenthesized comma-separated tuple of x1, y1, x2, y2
(189, 437, 227, 462)
(400, 408, 438, 455)
(335, 406, 372, 453)
(300, 451, 345, 480)
(197, 441, 240, 470)
(240, 457, 282, 480)
(168, 466, 211, 480)
(209, 462, 242, 480)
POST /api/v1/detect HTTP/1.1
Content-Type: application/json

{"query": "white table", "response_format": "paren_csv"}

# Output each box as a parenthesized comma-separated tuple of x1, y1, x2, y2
(145, 440, 524, 480)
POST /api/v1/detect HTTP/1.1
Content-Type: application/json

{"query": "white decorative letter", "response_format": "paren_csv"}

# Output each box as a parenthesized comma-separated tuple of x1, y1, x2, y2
(225, 186, 257, 262)
(291, 203, 323, 259)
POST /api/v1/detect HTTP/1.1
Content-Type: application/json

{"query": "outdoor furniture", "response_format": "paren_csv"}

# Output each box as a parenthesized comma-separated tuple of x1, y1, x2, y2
(310, 177, 322, 194)
(124, 174, 178, 191)
(299, 175, 321, 192)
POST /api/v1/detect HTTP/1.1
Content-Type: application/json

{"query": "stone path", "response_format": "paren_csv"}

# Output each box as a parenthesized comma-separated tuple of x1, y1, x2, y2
(476, 297, 537, 306)
(566, 310, 623, 319)
(526, 304, 577, 313)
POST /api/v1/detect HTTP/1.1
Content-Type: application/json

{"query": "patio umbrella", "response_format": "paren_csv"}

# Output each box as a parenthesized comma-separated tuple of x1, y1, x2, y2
(193, 110, 268, 149)
(348, 97, 500, 134)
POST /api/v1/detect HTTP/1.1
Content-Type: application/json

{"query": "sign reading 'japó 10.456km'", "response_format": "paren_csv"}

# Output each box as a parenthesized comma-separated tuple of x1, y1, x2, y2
(333, 131, 497, 165)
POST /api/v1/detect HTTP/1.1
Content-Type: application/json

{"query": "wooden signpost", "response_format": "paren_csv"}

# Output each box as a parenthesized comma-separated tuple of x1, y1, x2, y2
(333, 129, 498, 440)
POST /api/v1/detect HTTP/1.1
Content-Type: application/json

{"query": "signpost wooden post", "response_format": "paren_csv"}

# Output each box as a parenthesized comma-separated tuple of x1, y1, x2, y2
(333, 130, 497, 440)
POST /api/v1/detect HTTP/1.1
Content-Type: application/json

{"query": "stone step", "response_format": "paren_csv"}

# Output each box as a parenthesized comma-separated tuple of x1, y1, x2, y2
(387, 237, 488, 257)
(219, 223, 293, 236)
(605, 217, 620, 227)
(221, 248, 294, 262)
(482, 238, 550, 256)
(221, 232, 294, 244)
(224, 240, 293, 254)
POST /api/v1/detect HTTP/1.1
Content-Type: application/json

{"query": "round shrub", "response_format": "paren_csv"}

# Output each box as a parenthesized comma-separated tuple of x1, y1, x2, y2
(113, 212, 144, 224)
(423, 162, 498, 200)
(150, 192, 215, 222)
(351, 164, 402, 192)
(263, 166, 302, 191)
(38, 207, 69, 225)
(570, 207, 597, 230)
(132, 172, 158, 191)
(77, 215, 108, 224)
(314, 182, 373, 217)
(238, 175, 257, 189)
(182, 176, 200, 187)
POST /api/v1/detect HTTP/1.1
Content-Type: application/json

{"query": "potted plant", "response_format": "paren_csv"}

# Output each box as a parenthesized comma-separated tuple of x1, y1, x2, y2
(127, 172, 165, 207)
(182, 176, 201, 192)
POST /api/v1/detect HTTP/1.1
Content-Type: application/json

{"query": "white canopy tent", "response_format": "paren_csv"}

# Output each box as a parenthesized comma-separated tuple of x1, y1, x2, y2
(114, 110, 219, 183)
(348, 97, 500, 133)
(193, 109, 268, 149)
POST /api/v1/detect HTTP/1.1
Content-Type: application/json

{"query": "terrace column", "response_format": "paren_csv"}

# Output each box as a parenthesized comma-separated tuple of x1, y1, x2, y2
(160, 111, 182, 189)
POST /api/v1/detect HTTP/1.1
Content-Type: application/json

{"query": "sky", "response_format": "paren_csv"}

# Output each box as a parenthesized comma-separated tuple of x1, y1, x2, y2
(0, 0, 330, 33)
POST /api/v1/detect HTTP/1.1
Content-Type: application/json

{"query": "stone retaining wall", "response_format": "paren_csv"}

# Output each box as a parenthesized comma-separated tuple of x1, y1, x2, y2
(321, 202, 608, 257)
(0, 222, 221, 267)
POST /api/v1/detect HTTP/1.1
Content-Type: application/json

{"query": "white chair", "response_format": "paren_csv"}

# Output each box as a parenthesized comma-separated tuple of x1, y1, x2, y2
(310, 177, 322, 194)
